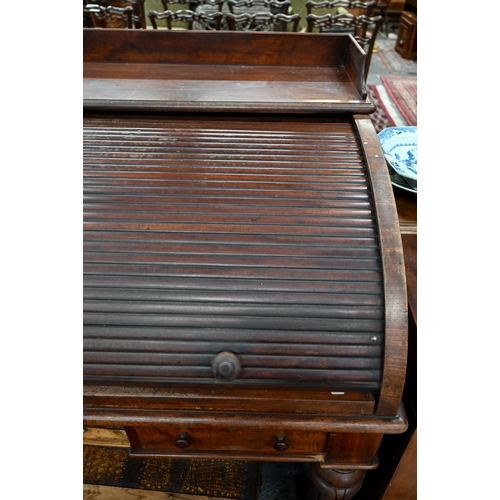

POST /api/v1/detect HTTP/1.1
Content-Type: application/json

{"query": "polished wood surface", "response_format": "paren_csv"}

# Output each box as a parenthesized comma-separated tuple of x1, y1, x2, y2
(83, 30, 409, 499)
(83, 30, 374, 112)
(84, 114, 389, 393)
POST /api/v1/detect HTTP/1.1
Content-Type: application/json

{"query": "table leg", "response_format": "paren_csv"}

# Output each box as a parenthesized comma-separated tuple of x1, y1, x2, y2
(310, 466, 367, 500)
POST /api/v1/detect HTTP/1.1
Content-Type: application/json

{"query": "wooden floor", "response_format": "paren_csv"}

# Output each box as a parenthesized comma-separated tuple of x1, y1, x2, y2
(84, 484, 218, 500)
(84, 429, 254, 500)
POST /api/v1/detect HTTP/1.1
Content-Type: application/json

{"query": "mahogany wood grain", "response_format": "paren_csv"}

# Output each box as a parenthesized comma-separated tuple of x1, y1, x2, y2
(84, 386, 376, 415)
(323, 432, 382, 467)
(83, 404, 407, 434)
(83, 30, 409, 499)
(311, 467, 368, 500)
(126, 426, 328, 455)
(83, 30, 373, 111)
(84, 113, 393, 394)
(354, 116, 407, 417)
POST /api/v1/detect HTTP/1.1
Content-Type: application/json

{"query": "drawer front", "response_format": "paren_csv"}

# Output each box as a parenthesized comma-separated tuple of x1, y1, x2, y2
(125, 426, 327, 456)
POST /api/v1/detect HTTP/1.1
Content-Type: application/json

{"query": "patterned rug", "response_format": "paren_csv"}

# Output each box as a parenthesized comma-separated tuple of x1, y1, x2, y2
(83, 445, 259, 499)
(367, 84, 396, 134)
(368, 77, 417, 133)
(380, 76, 417, 126)
(374, 38, 417, 74)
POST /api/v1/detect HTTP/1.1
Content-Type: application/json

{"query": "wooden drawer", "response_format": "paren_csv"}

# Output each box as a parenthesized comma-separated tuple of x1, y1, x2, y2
(125, 426, 327, 458)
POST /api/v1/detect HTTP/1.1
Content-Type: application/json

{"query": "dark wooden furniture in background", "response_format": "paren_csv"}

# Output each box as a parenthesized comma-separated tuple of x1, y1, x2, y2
(395, 10, 416, 60)
(84, 4, 135, 28)
(405, 0, 416, 14)
(148, 8, 224, 29)
(226, 12, 301, 31)
(305, 1, 382, 80)
(84, 0, 146, 28)
(83, 29, 409, 500)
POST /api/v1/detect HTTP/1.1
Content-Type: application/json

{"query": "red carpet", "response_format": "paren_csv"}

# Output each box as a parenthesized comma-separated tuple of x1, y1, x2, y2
(368, 77, 417, 133)
(380, 76, 417, 126)
(367, 84, 396, 133)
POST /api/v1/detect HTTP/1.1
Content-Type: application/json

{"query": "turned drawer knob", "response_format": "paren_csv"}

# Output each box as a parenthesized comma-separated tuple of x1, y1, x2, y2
(175, 432, 190, 449)
(211, 351, 241, 381)
(273, 435, 289, 452)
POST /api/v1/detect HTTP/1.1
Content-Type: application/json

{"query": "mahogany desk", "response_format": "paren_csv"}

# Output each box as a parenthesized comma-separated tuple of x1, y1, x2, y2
(83, 29, 409, 500)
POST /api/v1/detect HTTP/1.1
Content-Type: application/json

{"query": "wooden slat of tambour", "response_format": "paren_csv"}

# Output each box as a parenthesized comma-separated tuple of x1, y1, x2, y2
(84, 300, 383, 319)
(83, 231, 379, 248)
(83, 263, 381, 282)
(84, 327, 382, 345)
(84, 240, 379, 259)
(83, 188, 371, 202)
(84, 277, 382, 295)
(84, 339, 382, 357)
(84, 352, 381, 370)
(354, 116, 408, 416)
(83, 224, 376, 237)
(83, 313, 383, 331)
(84, 115, 384, 390)
(84, 195, 371, 209)
(84, 365, 381, 383)
(83, 287, 383, 306)
(83, 253, 379, 270)
(83, 213, 375, 228)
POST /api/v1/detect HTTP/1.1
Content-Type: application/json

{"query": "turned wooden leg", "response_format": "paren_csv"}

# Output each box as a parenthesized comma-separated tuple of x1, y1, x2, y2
(310, 465, 367, 500)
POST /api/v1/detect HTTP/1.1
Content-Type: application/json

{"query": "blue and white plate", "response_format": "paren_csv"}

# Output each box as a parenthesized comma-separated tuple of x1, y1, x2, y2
(378, 126, 417, 181)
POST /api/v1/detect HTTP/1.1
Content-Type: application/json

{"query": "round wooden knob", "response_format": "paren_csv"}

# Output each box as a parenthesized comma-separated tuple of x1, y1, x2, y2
(175, 432, 190, 449)
(273, 435, 289, 452)
(211, 351, 241, 381)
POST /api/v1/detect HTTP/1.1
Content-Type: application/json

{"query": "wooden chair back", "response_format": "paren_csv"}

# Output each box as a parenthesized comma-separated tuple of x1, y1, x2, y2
(160, 0, 224, 11)
(148, 9, 224, 30)
(373, 0, 389, 35)
(226, 12, 300, 31)
(227, 0, 292, 15)
(306, 0, 375, 17)
(85, 4, 134, 28)
(84, 0, 145, 28)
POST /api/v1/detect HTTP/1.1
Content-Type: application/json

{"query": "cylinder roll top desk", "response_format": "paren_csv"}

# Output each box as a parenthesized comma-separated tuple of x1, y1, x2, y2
(83, 29, 408, 500)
